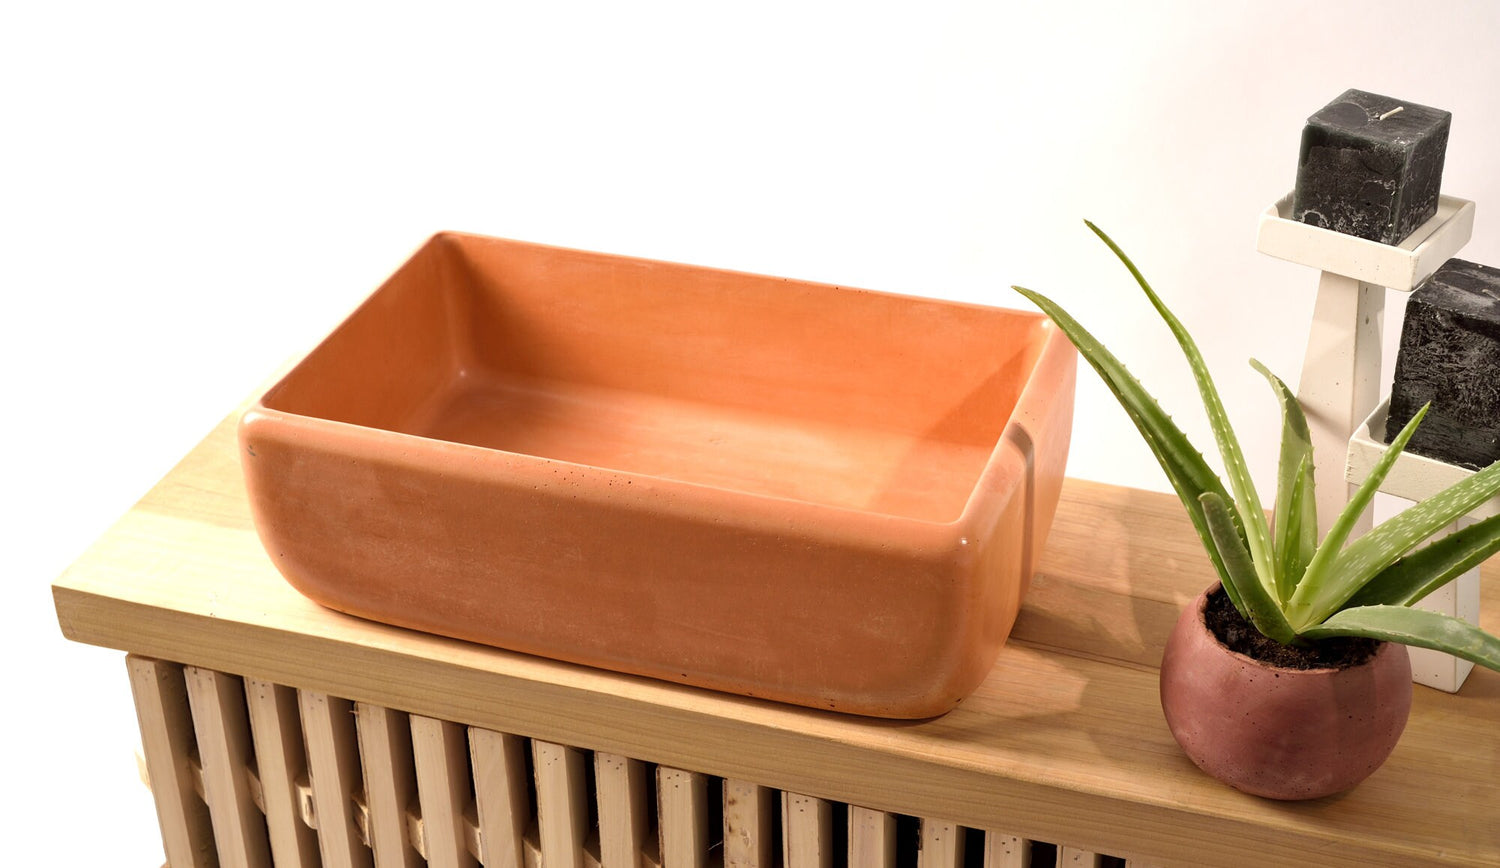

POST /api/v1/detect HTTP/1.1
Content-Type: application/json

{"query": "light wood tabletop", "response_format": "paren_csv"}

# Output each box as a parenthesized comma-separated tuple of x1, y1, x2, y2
(53, 412, 1500, 867)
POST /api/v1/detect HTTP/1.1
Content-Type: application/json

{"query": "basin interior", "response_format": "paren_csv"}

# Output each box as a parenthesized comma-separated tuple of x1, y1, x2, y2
(265, 234, 1051, 523)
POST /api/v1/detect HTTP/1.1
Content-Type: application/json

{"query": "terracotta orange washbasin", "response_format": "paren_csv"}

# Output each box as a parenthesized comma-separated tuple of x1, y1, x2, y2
(240, 234, 1076, 718)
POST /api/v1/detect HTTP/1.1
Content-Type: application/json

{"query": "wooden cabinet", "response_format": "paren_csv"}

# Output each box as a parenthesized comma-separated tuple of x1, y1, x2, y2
(54, 414, 1500, 866)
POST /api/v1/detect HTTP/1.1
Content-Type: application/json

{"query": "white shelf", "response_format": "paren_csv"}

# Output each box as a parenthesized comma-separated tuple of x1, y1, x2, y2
(1257, 192, 1475, 291)
(1346, 399, 1500, 520)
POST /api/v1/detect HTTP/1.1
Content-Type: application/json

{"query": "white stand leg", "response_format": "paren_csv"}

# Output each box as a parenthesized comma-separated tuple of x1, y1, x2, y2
(1408, 518, 1481, 693)
(1296, 271, 1383, 539)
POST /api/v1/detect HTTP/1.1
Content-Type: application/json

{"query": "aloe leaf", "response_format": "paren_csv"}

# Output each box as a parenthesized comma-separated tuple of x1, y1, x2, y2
(1295, 454, 1318, 572)
(1278, 456, 1315, 602)
(1287, 404, 1429, 628)
(1250, 358, 1316, 602)
(1200, 492, 1298, 644)
(1305, 456, 1500, 625)
(1086, 221, 1275, 596)
(1013, 285, 1246, 612)
(1347, 513, 1500, 608)
(1301, 605, 1500, 673)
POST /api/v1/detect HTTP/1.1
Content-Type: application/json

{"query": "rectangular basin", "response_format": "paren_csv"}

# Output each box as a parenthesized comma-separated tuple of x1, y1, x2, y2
(240, 233, 1076, 718)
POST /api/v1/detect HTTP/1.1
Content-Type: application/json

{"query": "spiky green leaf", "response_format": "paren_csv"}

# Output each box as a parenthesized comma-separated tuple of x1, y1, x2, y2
(1012, 285, 1246, 613)
(1346, 512, 1500, 609)
(1250, 358, 1316, 602)
(1314, 458, 1500, 618)
(1301, 605, 1500, 672)
(1296, 445, 1500, 628)
(1279, 455, 1316, 602)
(1086, 221, 1275, 598)
(1287, 404, 1429, 628)
(1200, 492, 1297, 644)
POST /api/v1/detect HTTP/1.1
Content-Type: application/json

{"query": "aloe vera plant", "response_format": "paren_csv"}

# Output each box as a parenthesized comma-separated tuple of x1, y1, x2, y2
(1016, 222, 1500, 670)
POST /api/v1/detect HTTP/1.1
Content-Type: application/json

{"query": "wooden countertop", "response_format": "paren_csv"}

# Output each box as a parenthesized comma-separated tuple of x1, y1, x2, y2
(53, 412, 1500, 867)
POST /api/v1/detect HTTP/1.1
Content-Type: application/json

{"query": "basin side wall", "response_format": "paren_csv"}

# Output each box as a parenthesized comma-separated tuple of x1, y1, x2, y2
(445, 233, 1044, 447)
(239, 411, 1022, 719)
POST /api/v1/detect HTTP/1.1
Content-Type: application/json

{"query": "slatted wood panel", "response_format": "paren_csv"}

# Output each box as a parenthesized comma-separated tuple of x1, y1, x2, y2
(918, 820, 964, 868)
(355, 703, 423, 868)
(657, 767, 711, 868)
(183, 666, 272, 867)
(534, 739, 595, 868)
(1059, 847, 1103, 867)
(849, 806, 896, 868)
(723, 780, 777, 868)
(128, 656, 1140, 868)
(301, 690, 374, 868)
(245, 677, 320, 868)
(983, 831, 1028, 868)
(782, 792, 832, 868)
(413, 714, 479, 868)
(128, 657, 217, 868)
(596, 752, 657, 868)
(471, 727, 533, 868)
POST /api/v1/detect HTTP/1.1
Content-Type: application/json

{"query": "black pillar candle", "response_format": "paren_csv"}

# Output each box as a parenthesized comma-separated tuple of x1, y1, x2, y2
(1293, 89, 1451, 245)
(1387, 259, 1500, 469)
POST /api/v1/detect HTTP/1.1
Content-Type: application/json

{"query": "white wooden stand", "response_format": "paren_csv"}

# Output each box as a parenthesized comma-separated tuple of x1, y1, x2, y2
(1257, 191, 1482, 692)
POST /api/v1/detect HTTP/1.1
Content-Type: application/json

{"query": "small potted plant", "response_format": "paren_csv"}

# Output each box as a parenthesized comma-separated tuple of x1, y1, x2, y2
(1015, 223, 1500, 800)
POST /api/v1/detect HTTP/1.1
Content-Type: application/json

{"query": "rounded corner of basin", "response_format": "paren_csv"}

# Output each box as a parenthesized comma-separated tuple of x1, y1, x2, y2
(237, 404, 307, 468)
(419, 230, 491, 268)
(235, 476, 367, 623)
(862, 692, 965, 721)
(917, 670, 994, 719)
(237, 405, 279, 470)
(855, 561, 1020, 719)
(861, 631, 1006, 719)
(1002, 314, 1078, 563)
(283, 566, 354, 619)
(1019, 314, 1079, 405)
(237, 402, 272, 434)
(251, 534, 360, 622)
(427, 229, 473, 250)
(1024, 318, 1079, 407)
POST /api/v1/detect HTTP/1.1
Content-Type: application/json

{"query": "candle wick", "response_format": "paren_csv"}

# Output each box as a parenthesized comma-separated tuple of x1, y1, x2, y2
(1379, 106, 1406, 121)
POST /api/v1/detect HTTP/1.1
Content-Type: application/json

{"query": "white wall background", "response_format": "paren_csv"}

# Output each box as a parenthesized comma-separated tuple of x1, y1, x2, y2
(5, 2, 1500, 863)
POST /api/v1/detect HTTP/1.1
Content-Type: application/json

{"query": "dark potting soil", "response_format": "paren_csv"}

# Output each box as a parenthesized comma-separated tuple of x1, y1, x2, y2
(1204, 586, 1380, 670)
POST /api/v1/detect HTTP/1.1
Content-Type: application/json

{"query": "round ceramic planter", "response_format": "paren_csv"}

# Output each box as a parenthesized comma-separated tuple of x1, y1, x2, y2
(1159, 585, 1413, 800)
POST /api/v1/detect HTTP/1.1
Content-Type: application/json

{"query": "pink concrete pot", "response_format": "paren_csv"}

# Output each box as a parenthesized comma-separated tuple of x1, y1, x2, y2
(1159, 585, 1413, 800)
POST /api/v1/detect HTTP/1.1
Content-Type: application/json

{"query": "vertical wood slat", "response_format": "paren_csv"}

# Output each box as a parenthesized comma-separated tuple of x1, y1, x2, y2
(847, 806, 895, 868)
(127, 656, 218, 868)
(596, 752, 653, 868)
(1059, 846, 1102, 867)
(471, 728, 532, 868)
(133, 666, 1143, 868)
(658, 767, 710, 868)
(780, 792, 832, 868)
(355, 703, 423, 868)
(918, 820, 964, 868)
(722, 780, 776, 868)
(245, 678, 320, 868)
(184, 667, 272, 868)
(301, 690, 374, 868)
(534, 740, 590, 868)
(412, 715, 479, 868)
(983, 832, 1030, 868)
